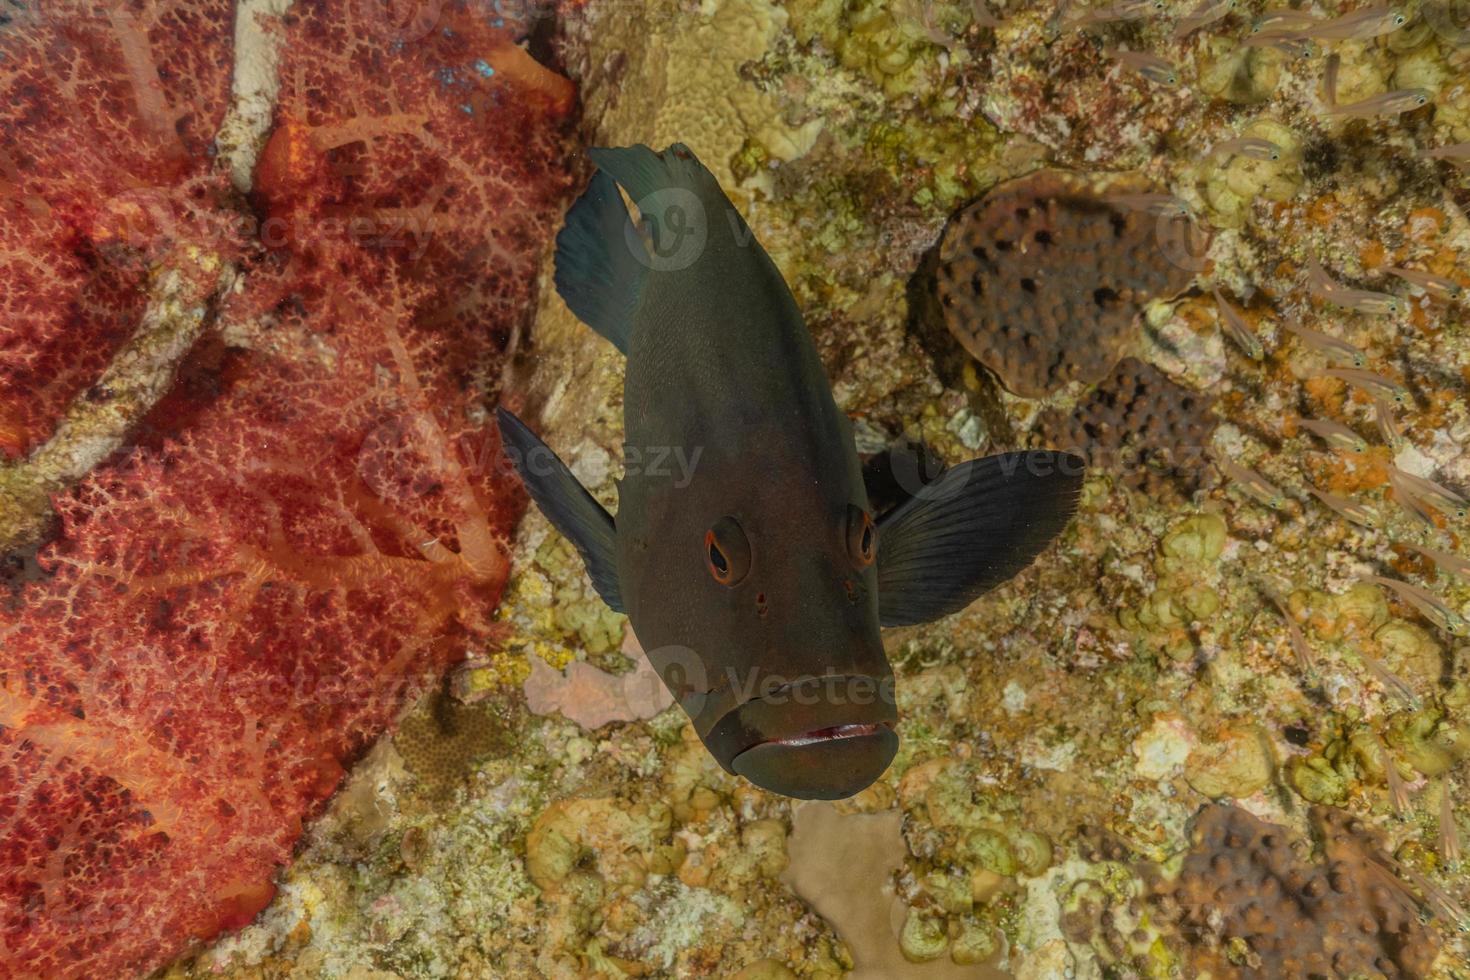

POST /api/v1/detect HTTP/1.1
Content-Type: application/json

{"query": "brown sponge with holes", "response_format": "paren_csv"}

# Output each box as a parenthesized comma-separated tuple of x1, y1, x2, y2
(933, 170, 1201, 398)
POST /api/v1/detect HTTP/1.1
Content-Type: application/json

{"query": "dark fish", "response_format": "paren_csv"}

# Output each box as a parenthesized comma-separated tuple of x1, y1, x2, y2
(497, 144, 1082, 800)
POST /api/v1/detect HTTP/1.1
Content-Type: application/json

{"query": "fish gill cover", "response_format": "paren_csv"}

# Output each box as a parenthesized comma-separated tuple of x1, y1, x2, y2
(0, 0, 576, 975)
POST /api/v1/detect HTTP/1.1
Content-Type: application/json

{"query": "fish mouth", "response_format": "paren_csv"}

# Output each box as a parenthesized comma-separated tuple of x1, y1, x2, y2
(731, 718, 898, 800)
(759, 720, 893, 750)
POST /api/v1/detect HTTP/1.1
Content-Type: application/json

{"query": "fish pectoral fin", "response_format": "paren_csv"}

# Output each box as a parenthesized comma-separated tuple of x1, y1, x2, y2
(553, 169, 645, 355)
(875, 451, 1084, 627)
(496, 407, 625, 613)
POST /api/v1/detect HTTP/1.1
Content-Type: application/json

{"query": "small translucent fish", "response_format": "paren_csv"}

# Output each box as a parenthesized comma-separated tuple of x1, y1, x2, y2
(1424, 142, 1470, 165)
(1386, 266, 1464, 301)
(1321, 367, 1409, 405)
(1105, 48, 1179, 87)
(1393, 482, 1441, 526)
(1250, 9, 1319, 33)
(1374, 399, 1407, 452)
(1066, 0, 1164, 25)
(1327, 88, 1432, 119)
(1368, 574, 1470, 637)
(1379, 739, 1410, 815)
(1309, 487, 1378, 528)
(1281, 319, 1366, 367)
(1302, 4, 1408, 40)
(1242, 32, 1316, 57)
(1108, 191, 1190, 217)
(1258, 580, 1314, 671)
(1212, 288, 1264, 360)
(1390, 468, 1468, 521)
(1400, 541, 1470, 579)
(970, 0, 1003, 27)
(1357, 648, 1420, 705)
(1401, 865, 1470, 929)
(1215, 456, 1286, 508)
(1297, 416, 1368, 452)
(1305, 258, 1402, 314)
(1442, 789, 1462, 865)
(1172, 0, 1234, 37)
(1210, 136, 1281, 161)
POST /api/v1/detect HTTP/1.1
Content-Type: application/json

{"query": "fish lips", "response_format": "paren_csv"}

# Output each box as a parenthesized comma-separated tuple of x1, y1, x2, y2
(702, 673, 899, 800)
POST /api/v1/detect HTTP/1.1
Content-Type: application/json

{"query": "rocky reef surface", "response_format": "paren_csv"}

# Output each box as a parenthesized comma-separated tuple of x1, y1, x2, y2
(8, 0, 1468, 976)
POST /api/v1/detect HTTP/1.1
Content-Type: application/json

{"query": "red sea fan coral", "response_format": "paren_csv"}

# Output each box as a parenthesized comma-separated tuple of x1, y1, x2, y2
(0, 0, 576, 975)
(0, 0, 237, 457)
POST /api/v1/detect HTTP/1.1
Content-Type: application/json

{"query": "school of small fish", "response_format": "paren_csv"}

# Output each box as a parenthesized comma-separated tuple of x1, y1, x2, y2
(1049, 0, 1468, 738)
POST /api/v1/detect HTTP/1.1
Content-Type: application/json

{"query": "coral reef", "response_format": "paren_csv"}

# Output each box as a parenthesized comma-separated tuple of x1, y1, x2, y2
(1037, 357, 1219, 495)
(6, 0, 1470, 976)
(932, 170, 1202, 398)
(1155, 804, 1439, 978)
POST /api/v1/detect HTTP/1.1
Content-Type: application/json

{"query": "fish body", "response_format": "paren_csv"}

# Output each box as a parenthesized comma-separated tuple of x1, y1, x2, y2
(1210, 136, 1282, 160)
(1375, 399, 1407, 452)
(1212, 288, 1264, 359)
(1368, 575, 1469, 636)
(1065, 0, 1164, 26)
(1282, 319, 1365, 366)
(1297, 416, 1369, 453)
(1321, 367, 1409, 405)
(1105, 49, 1179, 86)
(1442, 790, 1462, 864)
(1302, 4, 1408, 40)
(1390, 467, 1467, 521)
(1251, 9, 1320, 33)
(1327, 88, 1431, 118)
(1172, 0, 1234, 36)
(1107, 191, 1191, 217)
(1305, 258, 1403, 314)
(499, 145, 1082, 800)
(1424, 142, 1470, 165)
(1385, 266, 1463, 301)
(1401, 542, 1470, 579)
(1309, 487, 1379, 528)
(1215, 456, 1286, 509)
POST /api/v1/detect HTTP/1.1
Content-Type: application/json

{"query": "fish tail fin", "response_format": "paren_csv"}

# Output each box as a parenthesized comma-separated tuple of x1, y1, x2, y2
(553, 168, 645, 355)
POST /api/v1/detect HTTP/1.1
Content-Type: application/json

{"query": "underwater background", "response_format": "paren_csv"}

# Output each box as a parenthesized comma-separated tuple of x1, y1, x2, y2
(2, 0, 1469, 976)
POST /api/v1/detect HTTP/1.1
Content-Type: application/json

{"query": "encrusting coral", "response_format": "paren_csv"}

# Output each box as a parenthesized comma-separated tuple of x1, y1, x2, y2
(1154, 804, 1440, 979)
(932, 170, 1203, 398)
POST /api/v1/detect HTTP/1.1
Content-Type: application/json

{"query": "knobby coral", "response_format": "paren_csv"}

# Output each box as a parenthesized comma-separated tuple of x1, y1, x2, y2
(932, 170, 1203, 399)
(1155, 804, 1440, 979)
(0, 1, 576, 975)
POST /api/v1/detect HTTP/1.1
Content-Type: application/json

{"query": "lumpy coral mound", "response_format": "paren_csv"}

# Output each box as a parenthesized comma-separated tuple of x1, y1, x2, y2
(933, 170, 1202, 399)
(1036, 357, 1217, 495)
(1154, 804, 1439, 979)
(0, 1, 575, 976)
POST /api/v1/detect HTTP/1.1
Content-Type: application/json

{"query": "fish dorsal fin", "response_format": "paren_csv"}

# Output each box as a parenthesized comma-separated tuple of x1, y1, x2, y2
(553, 168, 645, 355)
(589, 143, 744, 265)
(587, 143, 724, 214)
(496, 407, 625, 612)
(876, 451, 1083, 627)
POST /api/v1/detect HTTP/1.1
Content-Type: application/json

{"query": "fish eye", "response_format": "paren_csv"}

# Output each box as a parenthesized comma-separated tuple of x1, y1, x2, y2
(704, 516, 751, 587)
(846, 506, 877, 569)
